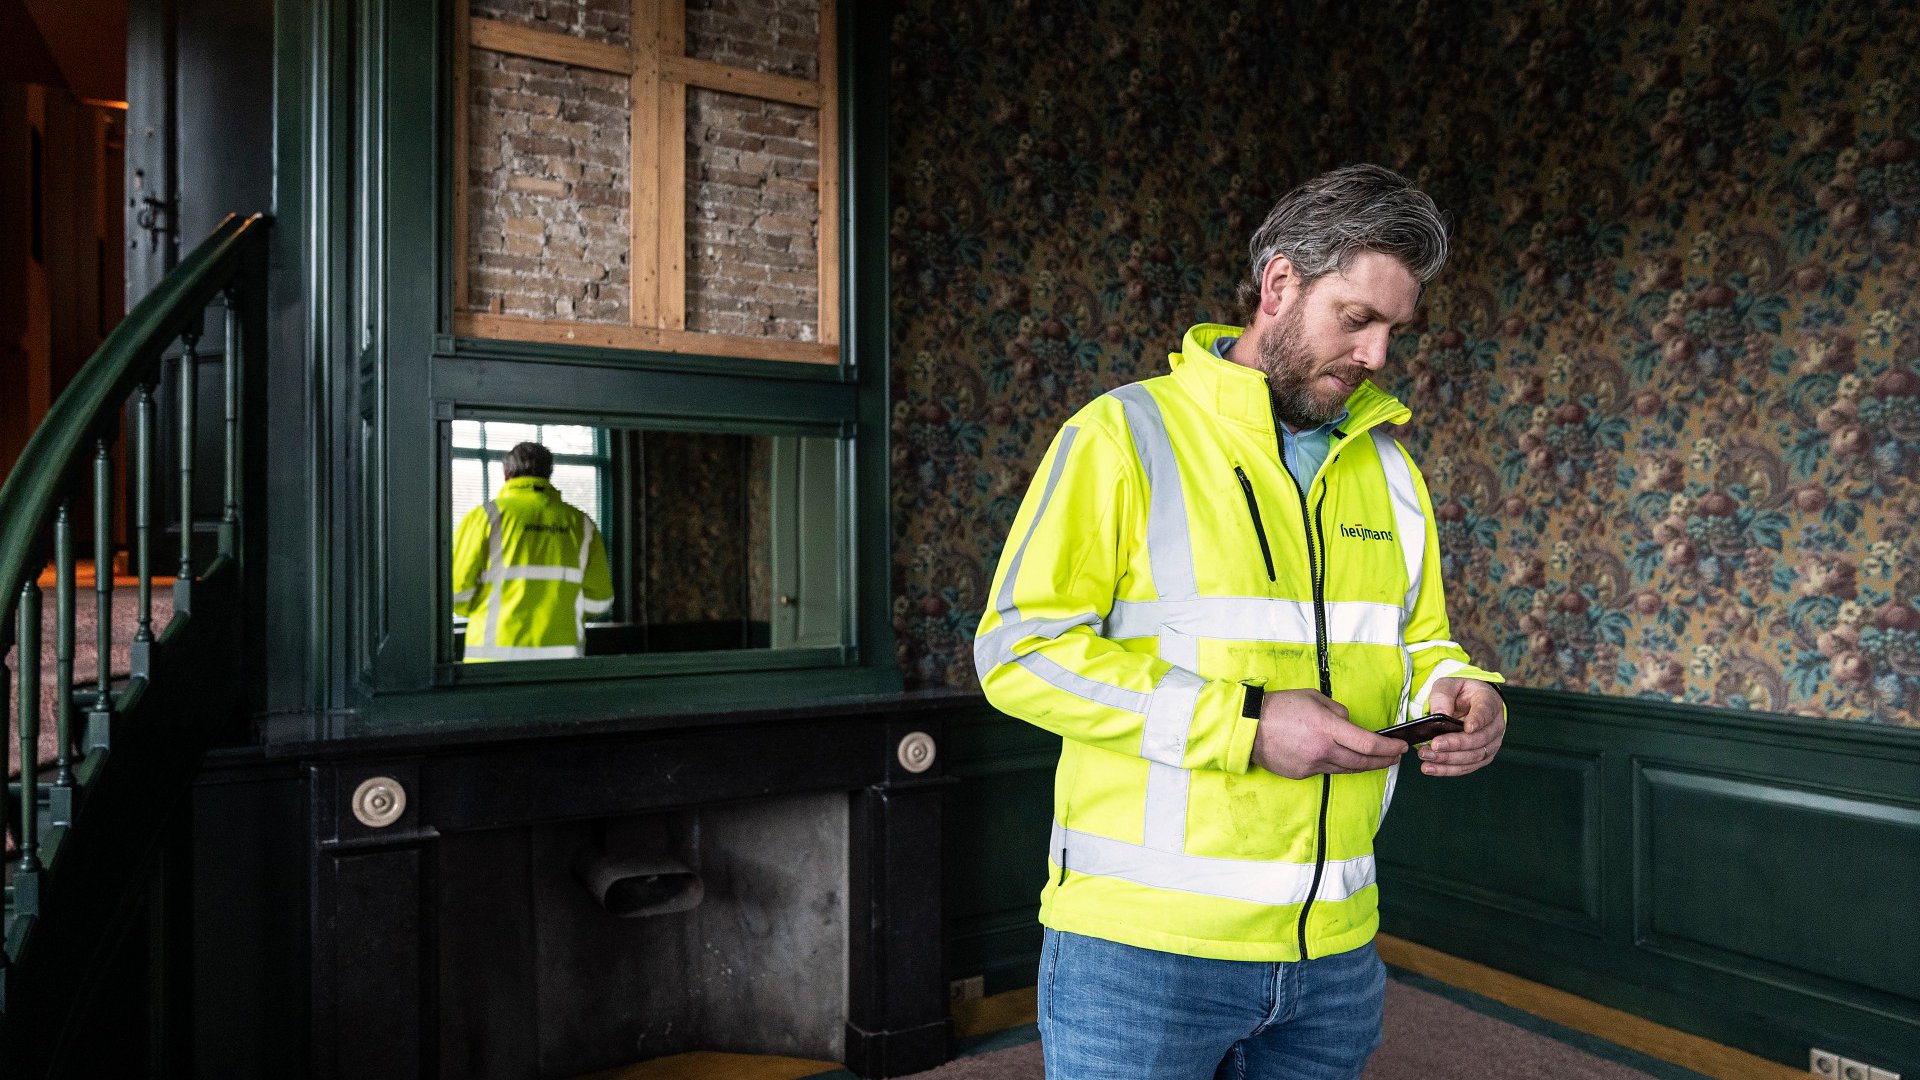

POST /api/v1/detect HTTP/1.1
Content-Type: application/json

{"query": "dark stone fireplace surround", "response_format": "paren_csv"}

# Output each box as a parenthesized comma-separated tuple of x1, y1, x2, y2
(196, 689, 967, 1079)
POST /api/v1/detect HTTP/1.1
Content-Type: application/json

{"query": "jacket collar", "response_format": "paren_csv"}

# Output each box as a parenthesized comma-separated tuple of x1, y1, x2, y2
(1169, 323, 1412, 438)
(502, 476, 553, 494)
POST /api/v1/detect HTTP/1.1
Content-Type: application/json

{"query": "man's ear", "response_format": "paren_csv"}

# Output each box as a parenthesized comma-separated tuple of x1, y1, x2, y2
(1261, 256, 1299, 317)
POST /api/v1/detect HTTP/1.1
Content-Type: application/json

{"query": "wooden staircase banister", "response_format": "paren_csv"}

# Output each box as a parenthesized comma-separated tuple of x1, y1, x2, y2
(0, 211, 272, 1076)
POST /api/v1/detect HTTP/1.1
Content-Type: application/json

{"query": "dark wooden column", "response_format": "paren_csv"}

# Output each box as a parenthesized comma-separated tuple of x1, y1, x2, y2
(845, 716, 954, 1077)
(308, 759, 436, 1080)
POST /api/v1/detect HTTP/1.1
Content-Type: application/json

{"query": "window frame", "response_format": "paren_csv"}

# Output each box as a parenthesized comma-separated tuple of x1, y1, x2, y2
(449, 421, 615, 535)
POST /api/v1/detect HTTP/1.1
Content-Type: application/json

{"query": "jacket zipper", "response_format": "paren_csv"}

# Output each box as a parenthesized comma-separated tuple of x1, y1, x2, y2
(1233, 466, 1277, 582)
(1273, 401, 1335, 961)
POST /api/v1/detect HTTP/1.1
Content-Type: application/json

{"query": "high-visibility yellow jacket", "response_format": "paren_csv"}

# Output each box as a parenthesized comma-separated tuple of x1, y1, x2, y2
(975, 323, 1504, 962)
(452, 476, 614, 662)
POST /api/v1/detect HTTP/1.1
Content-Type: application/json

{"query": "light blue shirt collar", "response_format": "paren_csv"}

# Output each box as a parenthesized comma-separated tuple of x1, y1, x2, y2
(1211, 334, 1348, 487)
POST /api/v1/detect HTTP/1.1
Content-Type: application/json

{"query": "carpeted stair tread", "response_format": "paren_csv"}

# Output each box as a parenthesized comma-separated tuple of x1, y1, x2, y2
(6, 570, 174, 782)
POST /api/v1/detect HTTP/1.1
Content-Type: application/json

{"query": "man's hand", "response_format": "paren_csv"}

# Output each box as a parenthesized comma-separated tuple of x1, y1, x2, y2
(1415, 678, 1506, 777)
(1251, 689, 1407, 779)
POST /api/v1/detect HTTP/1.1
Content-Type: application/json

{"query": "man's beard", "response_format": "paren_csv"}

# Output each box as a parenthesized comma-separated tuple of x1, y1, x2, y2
(1255, 307, 1365, 430)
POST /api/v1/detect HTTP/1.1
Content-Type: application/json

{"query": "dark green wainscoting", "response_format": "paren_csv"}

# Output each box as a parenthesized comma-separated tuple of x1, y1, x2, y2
(943, 700, 1060, 995)
(941, 688, 1920, 1074)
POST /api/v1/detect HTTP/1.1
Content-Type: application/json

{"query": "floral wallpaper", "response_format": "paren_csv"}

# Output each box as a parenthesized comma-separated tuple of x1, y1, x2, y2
(887, 0, 1920, 726)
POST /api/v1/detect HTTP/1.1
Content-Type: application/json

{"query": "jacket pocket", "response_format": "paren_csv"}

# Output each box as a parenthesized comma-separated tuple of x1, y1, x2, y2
(1233, 466, 1277, 582)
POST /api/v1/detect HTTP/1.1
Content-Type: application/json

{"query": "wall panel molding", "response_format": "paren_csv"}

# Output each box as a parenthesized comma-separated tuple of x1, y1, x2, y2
(1378, 744, 1605, 935)
(1381, 687, 1920, 1074)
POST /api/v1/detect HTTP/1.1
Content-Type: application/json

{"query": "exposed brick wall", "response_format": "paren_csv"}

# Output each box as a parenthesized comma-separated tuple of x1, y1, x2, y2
(460, 0, 827, 342)
(685, 0, 819, 80)
(471, 0, 631, 47)
(685, 88, 820, 342)
(465, 48, 631, 323)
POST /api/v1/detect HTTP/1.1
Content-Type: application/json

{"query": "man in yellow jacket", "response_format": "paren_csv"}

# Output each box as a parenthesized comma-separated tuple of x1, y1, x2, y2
(975, 165, 1507, 1079)
(452, 441, 613, 661)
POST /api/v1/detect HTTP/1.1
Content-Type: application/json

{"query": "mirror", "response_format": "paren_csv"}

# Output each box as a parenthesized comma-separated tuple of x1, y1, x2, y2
(446, 418, 844, 663)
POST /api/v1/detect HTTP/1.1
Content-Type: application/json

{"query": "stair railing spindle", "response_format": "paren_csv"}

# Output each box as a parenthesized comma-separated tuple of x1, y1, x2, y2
(52, 502, 76, 804)
(16, 580, 43, 875)
(221, 293, 239, 558)
(93, 436, 114, 725)
(177, 333, 198, 592)
(133, 380, 154, 674)
(0, 628, 9, 956)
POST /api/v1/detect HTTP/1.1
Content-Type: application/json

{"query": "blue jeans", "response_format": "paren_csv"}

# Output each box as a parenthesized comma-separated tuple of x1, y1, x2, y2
(1037, 929, 1387, 1080)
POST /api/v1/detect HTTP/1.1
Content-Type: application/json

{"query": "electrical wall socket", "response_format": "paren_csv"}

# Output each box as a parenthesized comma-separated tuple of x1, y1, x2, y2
(949, 975, 984, 1004)
(1834, 1057, 1900, 1080)
(1814, 1051, 1842, 1077)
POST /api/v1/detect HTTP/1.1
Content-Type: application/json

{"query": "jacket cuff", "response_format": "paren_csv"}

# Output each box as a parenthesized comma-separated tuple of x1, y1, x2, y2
(1222, 683, 1263, 774)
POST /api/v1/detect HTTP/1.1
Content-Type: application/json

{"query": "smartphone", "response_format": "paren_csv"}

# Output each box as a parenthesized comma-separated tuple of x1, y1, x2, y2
(1377, 713, 1464, 744)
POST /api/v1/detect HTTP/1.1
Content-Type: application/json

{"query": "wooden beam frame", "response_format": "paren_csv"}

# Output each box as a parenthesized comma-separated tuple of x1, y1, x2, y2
(451, 3, 471, 320)
(816, 0, 839, 346)
(656, 2, 687, 329)
(470, 18, 632, 74)
(453, 312, 837, 365)
(457, 1, 840, 365)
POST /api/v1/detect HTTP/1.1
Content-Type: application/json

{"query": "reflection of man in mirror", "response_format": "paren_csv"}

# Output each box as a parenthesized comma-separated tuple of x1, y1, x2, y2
(451, 441, 614, 661)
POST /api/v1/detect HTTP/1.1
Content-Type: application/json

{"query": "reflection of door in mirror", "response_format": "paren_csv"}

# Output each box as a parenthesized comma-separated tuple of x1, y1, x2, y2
(447, 420, 842, 661)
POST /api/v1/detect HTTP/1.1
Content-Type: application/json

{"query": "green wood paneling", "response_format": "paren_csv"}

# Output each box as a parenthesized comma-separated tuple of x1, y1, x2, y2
(942, 702, 1056, 993)
(1376, 745, 1603, 930)
(1639, 765, 1920, 1002)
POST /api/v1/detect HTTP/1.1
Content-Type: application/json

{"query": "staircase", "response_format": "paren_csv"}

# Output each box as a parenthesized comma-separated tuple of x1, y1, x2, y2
(0, 214, 270, 1075)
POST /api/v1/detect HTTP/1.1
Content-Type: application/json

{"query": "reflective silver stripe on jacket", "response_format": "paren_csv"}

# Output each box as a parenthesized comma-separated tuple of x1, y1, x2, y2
(1412, 658, 1472, 716)
(1145, 631, 1200, 851)
(481, 565, 585, 584)
(482, 500, 505, 649)
(1014, 652, 1150, 713)
(974, 428, 1085, 684)
(1371, 431, 1428, 726)
(1051, 819, 1377, 907)
(1106, 597, 1404, 647)
(1112, 384, 1207, 854)
(1110, 385, 1197, 601)
(975, 613, 1105, 683)
(996, 426, 1080, 625)
(1378, 762, 1401, 835)
(1370, 431, 1426, 614)
(463, 643, 585, 661)
(573, 516, 597, 643)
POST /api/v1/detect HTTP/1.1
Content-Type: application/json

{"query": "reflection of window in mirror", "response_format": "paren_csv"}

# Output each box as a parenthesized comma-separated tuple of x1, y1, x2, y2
(447, 420, 843, 663)
(451, 423, 618, 661)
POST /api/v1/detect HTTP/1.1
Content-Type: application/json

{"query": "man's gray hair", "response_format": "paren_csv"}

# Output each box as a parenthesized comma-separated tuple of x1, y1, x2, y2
(502, 441, 554, 480)
(1238, 164, 1450, 314)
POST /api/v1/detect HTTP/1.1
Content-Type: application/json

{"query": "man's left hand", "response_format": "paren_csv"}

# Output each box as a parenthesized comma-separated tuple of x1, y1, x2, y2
(1416, 678, 1505, 777)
